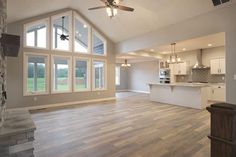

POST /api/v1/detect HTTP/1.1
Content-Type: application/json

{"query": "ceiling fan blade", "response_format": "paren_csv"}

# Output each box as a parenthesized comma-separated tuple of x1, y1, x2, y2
(116, 5, 134, 12)
(88, 6, 107, 10)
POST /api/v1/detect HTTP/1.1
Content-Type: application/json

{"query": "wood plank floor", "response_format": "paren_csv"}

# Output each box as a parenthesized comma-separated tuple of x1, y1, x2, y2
(31, 92, 210, 157)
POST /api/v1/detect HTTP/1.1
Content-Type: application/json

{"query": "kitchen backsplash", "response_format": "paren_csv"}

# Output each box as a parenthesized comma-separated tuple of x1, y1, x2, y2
(176, 69, 225, 83)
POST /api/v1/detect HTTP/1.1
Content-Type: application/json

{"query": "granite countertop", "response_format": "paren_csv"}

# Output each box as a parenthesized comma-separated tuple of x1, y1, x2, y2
(0, 110, 36, 137)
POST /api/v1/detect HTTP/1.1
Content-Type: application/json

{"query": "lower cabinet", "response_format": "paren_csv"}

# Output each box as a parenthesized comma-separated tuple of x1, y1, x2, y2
(208, 85, 226, 102)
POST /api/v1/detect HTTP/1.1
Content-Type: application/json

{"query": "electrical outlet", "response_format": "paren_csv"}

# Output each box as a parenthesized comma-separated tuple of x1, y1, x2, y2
(222, 76, 225, 80)
(234, 74, 236, 80)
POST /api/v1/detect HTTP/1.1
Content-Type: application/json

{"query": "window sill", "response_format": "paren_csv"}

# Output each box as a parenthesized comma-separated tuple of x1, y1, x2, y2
(23, 92, 49, 97)
(23, 46, 49, 50)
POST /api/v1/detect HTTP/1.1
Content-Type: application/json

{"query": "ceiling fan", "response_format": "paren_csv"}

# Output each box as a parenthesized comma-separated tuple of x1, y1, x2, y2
(58, 16, 69, 41)
(88, 0, 134, 18)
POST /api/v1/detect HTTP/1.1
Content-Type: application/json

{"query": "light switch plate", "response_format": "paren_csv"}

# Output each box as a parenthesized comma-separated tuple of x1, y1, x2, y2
(234, 74, 236, 80)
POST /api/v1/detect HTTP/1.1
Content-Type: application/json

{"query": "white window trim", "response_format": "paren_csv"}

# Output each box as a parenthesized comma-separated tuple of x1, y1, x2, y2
(51, 11, 73, 52)
(51, 54, 72, 94)
(23, 52, 50, 96)
(116, 66, 121, 86)
(23, 18, 50, 50)
(73, 57, 91, 92)
(73, 12, 92, 54)
(92, 59, 107, 91)
(92, 29, 107, 56)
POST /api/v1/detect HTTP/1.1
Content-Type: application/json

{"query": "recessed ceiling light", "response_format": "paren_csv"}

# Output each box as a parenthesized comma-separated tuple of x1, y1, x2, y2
(182, 48, 186, 51)
(83, 24, 87, 28)
(150, 49, 154, 52)
(208, 44, 213, 47)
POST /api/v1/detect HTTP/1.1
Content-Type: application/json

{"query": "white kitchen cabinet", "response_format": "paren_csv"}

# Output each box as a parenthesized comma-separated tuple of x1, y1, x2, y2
(173, 62, 187, 75)
(208, 85, 226, 102)
(210, 58, 225, 74)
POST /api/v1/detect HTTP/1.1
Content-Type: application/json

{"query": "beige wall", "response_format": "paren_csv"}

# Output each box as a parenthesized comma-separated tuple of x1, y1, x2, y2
(116, 4, 236, 104)
(6, 9, 116, 108)
(128, 61, 159, 93)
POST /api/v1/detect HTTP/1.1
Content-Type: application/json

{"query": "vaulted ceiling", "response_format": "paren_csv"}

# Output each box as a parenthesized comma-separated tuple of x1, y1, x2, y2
(7, 0, 231, 43)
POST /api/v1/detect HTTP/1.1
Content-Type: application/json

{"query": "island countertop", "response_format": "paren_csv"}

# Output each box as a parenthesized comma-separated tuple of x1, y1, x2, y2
(148, 82, 209, 87)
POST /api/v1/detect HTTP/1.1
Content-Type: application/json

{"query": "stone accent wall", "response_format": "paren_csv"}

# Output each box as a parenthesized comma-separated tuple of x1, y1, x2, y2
(0, 0, 7, 127)
(0, 110, 36, 157)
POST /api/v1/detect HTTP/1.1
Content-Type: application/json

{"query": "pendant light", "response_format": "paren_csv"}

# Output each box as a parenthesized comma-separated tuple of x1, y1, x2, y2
(121, 59, 131, 67)
(167, 43, 181, 64)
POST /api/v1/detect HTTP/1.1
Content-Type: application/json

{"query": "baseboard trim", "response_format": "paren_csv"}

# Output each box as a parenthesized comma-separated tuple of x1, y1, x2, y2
(116, 89, 129, 92)
(9, 97, 116, 111)
(128, 90, 150, 94)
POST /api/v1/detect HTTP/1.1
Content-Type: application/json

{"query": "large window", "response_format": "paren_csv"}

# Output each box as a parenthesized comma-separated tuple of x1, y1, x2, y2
(115, 66, 120, 86)
(93, 60, 106, 90)
(52, 56, 72, 93)
(23, 11, 109, 96)
(24, 19, 49, 49)
(52, 12, 72, 51)
(24, 53, 49, 95)
(74, 58, 90, 91)
(74, 14, 90, 53)
(92, 30, 106, 55)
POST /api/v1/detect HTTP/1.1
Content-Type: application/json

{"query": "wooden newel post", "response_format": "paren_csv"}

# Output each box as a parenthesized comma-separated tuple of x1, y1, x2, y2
(207, 103, 236, 157)
(0, 0, 7, 128)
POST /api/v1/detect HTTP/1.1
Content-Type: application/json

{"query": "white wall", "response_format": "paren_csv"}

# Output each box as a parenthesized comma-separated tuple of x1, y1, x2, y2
(116, 4, 236, 104)
(116, 64, 129, 91)
(128, 61, 159, 93)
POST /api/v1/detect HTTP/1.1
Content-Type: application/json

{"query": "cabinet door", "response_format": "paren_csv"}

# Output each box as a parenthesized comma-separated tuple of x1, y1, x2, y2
(210, 59, 220, 74)
(173, 64, 180, 75)
(219, 58, 225, 74)
(211, 86, 226, 102)
(179, 62, 187, 75)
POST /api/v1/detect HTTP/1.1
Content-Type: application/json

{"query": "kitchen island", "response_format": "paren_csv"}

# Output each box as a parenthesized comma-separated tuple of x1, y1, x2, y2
(149, 83, 209, 109)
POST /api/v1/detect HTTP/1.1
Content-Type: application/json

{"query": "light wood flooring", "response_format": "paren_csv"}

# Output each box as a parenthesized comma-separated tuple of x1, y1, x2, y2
(31, 92, 210, 157)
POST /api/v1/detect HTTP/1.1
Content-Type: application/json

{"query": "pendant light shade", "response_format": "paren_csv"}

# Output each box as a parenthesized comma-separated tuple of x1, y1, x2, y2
(167, 43, 181, 64)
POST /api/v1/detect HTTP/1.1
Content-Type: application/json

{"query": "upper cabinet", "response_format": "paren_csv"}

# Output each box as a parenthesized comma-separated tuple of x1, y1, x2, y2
(210, 58, 225, 74)
(172, 62, 187, 75)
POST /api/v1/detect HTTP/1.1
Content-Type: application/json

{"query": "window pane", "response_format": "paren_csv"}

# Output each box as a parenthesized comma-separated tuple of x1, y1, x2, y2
(53, 15, 70, 51)
(26, 23, 47, 48)
(75, 60, 88, 91)
(27, 56, 46, 93)
(53, 57, 70, 92)
(37, 27, 46, 48)
(93, 32, 105, 55)
(93, 61, 105, 89)
(116, 66, 120, 85)
(74, 18, 88, 53)
(26, 31, 35, 47)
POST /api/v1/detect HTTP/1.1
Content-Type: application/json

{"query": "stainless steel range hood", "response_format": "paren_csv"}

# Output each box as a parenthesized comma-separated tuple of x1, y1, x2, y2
(192, 49, 210, 70)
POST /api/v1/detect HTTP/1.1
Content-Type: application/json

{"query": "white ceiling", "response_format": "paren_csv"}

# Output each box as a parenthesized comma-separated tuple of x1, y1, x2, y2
(117, 32, 225, 63)
(7, 0, 230, 43)
(147, 32, 225, 54)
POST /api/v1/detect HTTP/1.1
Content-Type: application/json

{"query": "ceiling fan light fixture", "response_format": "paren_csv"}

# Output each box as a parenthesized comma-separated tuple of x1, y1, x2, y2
(106, 7, 117, 17)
